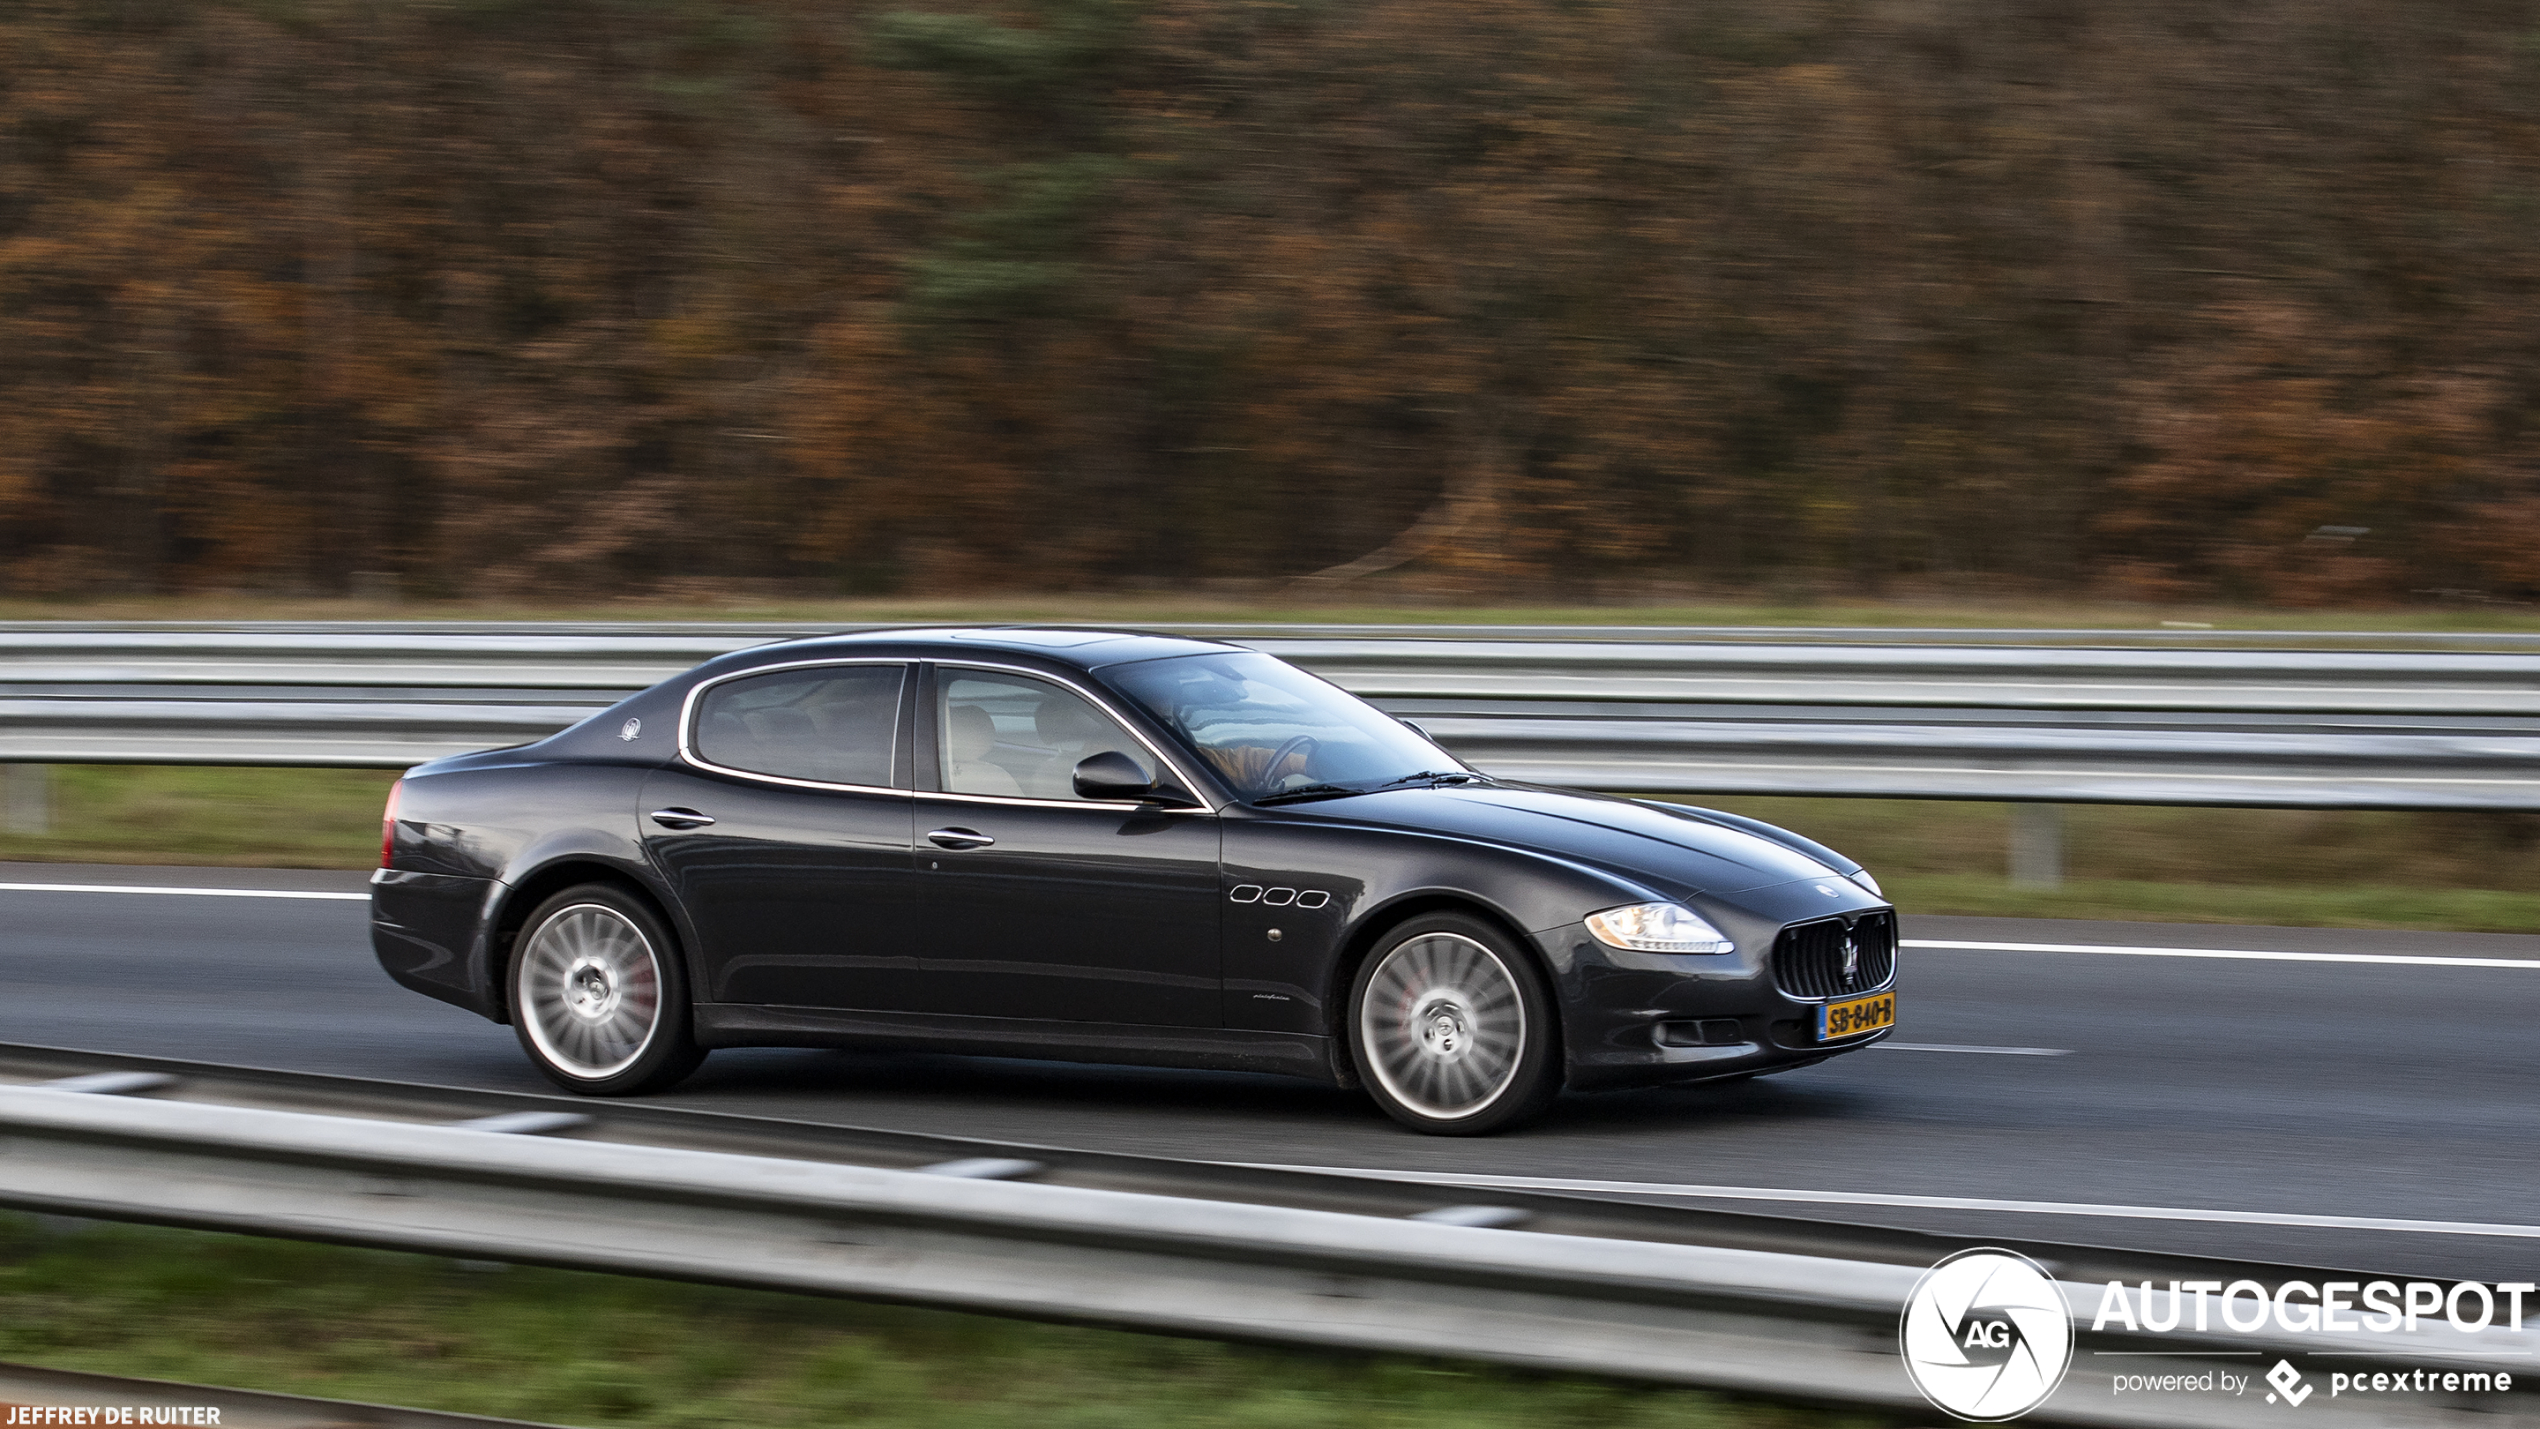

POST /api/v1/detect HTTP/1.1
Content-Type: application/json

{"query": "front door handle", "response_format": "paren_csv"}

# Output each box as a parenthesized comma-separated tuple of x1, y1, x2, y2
(927, 827, 995, 850)
(649, 807, 716, 830)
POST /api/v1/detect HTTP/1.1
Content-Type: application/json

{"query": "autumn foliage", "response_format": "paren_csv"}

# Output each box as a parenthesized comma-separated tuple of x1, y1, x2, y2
(2, 0, 2537, 603)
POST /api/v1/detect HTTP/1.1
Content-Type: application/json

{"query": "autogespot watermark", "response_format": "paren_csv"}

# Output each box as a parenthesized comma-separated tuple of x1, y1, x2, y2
(1902, 1249, 2076, 1421)
(2091, 1277, 2535, 1338)
(2094, 1278, 2528, 1409)
(1900, 1253, 2534, 1420)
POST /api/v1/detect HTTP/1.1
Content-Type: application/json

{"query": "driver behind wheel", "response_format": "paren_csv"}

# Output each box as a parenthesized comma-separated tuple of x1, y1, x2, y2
(1203, 740, 1314, 791)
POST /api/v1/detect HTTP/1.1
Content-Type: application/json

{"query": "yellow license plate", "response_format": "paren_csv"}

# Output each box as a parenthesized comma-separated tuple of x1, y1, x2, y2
(1817, 991, 1895, 1041)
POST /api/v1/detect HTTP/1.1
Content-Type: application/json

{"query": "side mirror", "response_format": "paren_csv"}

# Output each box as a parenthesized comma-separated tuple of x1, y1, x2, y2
(1398, 717, 1432, 740)
(1073, 750, 1200, 807)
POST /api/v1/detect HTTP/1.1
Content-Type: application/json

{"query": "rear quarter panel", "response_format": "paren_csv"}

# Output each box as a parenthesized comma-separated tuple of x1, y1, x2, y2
(373, 754, 659, 1021)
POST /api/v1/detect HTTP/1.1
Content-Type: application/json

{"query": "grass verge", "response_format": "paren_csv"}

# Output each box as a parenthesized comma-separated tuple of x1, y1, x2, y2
(1872, 875, 2540, 932)
(0, 765, 398, 868)
(0, 1216, 1881, 1429)
(1692, 797, 2540, 934)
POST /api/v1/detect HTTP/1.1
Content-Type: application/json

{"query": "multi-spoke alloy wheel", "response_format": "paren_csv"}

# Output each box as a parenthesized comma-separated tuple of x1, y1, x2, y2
(509, 885, 704, 1095)
(1348, 914, 1558, 1135)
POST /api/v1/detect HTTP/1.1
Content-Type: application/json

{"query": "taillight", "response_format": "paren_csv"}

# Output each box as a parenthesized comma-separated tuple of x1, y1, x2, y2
(380, 778, 404, 868)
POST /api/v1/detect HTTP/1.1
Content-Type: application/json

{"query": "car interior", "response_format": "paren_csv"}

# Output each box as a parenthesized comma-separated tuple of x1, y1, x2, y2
(697, 668, 900, 786)
(940, 675, 1152, 800)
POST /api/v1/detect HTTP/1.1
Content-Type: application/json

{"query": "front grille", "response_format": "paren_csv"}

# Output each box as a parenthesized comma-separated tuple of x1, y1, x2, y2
(1772, 911, 1896, 999)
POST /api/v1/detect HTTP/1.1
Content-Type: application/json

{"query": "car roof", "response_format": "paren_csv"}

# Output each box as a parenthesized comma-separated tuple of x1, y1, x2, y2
(733, 626, 1244, 672)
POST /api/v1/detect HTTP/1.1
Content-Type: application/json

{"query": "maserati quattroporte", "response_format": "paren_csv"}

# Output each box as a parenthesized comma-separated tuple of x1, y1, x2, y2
(371, 628, 1897, 1134)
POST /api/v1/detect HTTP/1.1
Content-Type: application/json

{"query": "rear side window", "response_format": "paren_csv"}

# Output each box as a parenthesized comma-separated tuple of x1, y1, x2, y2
(693, 664, 906, 787)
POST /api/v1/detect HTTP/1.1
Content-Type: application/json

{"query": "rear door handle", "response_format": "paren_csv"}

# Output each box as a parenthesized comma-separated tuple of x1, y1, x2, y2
(927, 827, 995, 850)
(649, 808, 716, 830)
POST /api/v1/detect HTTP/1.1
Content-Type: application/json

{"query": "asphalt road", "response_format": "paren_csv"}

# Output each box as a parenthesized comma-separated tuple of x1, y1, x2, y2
(5, 861, 2536, 1282)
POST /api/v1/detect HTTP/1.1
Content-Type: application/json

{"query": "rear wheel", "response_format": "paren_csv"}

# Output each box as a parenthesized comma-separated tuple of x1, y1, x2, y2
(509, 884, 704, 1096)
(1347, 912, 1559, 1135)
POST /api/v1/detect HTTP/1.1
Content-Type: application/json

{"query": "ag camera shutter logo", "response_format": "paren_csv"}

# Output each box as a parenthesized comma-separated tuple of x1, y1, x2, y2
(1901, 1248, 2075, 1421)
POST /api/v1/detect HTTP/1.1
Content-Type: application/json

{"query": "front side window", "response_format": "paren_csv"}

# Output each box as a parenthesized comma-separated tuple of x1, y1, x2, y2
(937, 671, 1153, 801)
(1102, 651, 1453, 800)
(692, 664, 905, 787)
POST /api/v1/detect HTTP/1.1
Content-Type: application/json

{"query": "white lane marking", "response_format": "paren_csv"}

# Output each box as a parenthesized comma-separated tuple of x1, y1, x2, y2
(1905, 938, 2540, 970)
(0, 882, 368, 902)
(1873, 1042, 2070, 1056)
(1234, 1165, 2540, 1240)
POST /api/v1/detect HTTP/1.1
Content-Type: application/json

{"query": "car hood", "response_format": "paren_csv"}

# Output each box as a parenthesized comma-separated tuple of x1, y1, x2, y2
(1278, 783, 1850, 896)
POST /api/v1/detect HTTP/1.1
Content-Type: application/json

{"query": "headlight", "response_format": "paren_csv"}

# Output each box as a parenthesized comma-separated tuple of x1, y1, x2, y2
(1583, 902, 1734, 954)
(1850, 869, 1882, 897)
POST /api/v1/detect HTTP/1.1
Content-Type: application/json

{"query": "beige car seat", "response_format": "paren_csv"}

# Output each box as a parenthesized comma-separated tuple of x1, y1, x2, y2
(944, 704, 1023, 796)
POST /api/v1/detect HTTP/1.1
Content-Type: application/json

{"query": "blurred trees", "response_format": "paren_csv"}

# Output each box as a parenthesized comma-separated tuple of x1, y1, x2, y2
(1, 0, 2536, 603)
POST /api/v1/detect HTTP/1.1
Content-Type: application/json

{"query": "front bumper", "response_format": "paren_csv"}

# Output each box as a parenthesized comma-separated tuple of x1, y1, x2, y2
(1535, 878, 1897, 1092)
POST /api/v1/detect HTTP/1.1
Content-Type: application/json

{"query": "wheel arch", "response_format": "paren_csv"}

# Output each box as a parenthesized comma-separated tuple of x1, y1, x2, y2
(1325, 892, 1567, 1088)
(485, 860, 682, 1024)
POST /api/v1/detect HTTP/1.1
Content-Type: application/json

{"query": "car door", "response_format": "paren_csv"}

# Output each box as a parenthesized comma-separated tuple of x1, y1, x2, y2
(905, 663, 1222, 1026)
(640, 660, 919, 1009)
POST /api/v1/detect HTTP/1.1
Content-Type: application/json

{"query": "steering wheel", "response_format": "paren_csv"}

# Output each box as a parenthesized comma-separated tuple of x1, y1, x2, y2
(1264, 734, 1320, 788)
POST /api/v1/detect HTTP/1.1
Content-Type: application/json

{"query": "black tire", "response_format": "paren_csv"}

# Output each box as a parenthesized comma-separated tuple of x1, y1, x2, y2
(1346, 912, 1560, 1135)
(507, 883, 705, 1096)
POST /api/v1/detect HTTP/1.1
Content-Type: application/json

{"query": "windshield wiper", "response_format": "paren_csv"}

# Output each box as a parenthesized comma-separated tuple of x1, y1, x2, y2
(1373, 769, 1487, 790)
(1252, 782, 1367, 806)
(1255, 770, 1487, 806)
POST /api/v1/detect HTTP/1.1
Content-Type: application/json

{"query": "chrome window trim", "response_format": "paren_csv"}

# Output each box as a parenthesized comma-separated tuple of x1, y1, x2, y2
(921, 789, 1159, 813)
(675, 657, 917, 797)
(928, 659, 1222, 814)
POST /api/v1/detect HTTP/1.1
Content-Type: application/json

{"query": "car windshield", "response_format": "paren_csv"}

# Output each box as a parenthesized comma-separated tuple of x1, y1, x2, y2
(1102, 651, 1463, 800)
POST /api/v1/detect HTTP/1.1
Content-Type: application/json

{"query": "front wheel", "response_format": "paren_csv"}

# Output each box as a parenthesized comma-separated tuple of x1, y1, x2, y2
(1347, 913, 1560, 1135)
(509, 884, 704, 1096)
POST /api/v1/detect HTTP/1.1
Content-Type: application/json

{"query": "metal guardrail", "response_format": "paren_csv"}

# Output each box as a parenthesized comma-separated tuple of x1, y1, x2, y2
(0, 623, 2537, 809)
(0, 1041, 2337, 1283)
(0, 1049, 2532, 1428)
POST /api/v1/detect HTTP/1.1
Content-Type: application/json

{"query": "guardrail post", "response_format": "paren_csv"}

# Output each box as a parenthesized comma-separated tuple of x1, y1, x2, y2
(2, 763, 51, 836)
(2008, 803, 2062, 888)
